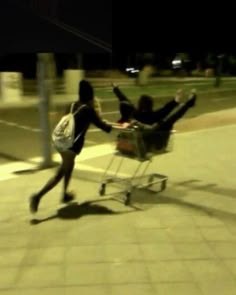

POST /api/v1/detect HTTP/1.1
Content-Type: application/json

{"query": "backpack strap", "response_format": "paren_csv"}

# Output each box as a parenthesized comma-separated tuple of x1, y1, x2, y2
(70, 102, 87, 115)
(72, 103, 88, 143)
(70, 102, 75, 113)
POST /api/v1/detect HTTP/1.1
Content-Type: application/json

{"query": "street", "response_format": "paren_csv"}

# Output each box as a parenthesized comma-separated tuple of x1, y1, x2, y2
(0, 88, 236, 163)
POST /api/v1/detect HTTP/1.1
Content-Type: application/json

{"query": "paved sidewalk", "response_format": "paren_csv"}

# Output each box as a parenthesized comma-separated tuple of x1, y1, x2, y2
(0, 125, 236, 294)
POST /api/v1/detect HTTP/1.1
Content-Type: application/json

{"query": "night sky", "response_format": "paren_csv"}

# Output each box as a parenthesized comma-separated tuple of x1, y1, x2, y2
(59, 0, 112, 46)
(0, 0, 112, 53)
(0, 1, 235, 55)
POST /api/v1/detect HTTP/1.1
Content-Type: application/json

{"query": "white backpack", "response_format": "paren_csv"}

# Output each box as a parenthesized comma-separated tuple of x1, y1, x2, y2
(52, 103, 86, 151)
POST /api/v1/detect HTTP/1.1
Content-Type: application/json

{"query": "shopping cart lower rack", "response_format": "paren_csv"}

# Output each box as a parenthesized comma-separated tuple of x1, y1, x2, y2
(99, 126, 175, 206)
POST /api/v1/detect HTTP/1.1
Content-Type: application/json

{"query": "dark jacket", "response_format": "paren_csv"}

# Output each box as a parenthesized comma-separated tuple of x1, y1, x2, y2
(67, 101, 112, 154)
(113, 86, 179, 125)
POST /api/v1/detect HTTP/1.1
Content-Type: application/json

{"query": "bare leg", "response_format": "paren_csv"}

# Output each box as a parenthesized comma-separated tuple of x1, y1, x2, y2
(30, 150, 76, 213)
(61, 150, 76, 202)
(36, 167, 63, 198)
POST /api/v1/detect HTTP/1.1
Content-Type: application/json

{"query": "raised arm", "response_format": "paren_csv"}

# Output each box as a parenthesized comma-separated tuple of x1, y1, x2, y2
(112, 83, 132, 103)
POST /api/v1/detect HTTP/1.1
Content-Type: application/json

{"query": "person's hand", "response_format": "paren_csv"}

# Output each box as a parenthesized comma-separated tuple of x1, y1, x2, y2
(121, 122, 130, 128)
(112, 122, 130, 130)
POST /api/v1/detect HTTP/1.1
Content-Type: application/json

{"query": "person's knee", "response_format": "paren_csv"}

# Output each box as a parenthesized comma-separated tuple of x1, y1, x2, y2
(63, 158, 75, 173)
(61, 152, 76, 167)
(50, 170, 63, 184)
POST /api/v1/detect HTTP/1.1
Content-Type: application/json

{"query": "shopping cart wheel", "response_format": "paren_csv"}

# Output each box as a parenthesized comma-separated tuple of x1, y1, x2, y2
(99, 183, 106, 196)
(161, 180, 167, 191)
(125, 192, 131, 206)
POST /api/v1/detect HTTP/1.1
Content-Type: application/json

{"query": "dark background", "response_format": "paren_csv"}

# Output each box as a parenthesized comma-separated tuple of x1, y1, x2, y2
(0, 0, 235, 76)
(1, 0, 234, 53)
(0, 0, 112, 53)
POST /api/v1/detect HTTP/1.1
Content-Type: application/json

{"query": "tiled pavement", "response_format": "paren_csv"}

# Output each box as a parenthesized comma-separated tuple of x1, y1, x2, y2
(0, 124, 236, 294)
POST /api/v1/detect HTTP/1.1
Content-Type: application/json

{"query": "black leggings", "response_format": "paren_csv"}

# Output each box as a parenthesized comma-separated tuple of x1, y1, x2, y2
(158, 100, 192, 130)
(35, 150, 76, 200)
(123, 100, 193, 150)
(114, 86, 179, 123)
(119, 99, 192, 130)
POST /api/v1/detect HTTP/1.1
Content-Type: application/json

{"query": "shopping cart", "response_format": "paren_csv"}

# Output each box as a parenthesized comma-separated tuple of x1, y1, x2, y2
(99, 125, 175, 206)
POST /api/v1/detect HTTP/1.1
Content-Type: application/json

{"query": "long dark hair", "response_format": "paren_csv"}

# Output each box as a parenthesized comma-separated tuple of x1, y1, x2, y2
(79, 80, 94, 103)
(137, 95, 153, 112)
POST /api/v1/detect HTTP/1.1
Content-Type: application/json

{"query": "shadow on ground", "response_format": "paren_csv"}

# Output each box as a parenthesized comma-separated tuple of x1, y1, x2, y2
(175, 179, 236, 199)
(30, 201, 132, 225)
(132, 182, 236, 223)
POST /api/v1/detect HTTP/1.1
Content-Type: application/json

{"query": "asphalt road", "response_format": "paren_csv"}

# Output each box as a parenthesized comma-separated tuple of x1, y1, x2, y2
(0, 89, 236, 163)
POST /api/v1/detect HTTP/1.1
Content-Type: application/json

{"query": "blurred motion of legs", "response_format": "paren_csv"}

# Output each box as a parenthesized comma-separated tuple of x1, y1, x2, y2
(30, 150, 76, 213)
(159, 90, 197, 130)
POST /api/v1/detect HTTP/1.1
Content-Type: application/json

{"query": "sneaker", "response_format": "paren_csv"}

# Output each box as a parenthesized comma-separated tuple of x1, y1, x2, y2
(187, 89, 197, 107)
(187, 95, 197, 107)
(30, 194, 40, 213)
(61, 192, 75, 203)
(111, 82, 118, 88)
(175, 89, 183, 103)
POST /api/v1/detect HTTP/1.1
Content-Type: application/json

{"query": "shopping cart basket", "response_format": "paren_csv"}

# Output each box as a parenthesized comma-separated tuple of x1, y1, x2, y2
(99, 126, 174, 205)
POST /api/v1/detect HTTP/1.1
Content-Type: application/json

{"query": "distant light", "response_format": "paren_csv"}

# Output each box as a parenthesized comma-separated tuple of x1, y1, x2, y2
(172, 59, 181, 65)
(126, 67, 134, 72)
(131, 69, 139, 73)
(172, 59, 182, 69)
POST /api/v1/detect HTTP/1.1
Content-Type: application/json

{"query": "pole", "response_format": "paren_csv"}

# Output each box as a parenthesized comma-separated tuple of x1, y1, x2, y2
(37, 53, 55, 168)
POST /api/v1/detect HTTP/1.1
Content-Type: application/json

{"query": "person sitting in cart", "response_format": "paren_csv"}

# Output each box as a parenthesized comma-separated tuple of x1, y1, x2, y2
(112, 84, 197, 149)
(112, 83, 197, 127)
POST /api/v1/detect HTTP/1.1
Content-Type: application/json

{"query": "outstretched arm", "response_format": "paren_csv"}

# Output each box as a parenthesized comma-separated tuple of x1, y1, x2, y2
(128, 120, 158, 130)
(112, 83, 132, 103)
(112, 83, 136, 123)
